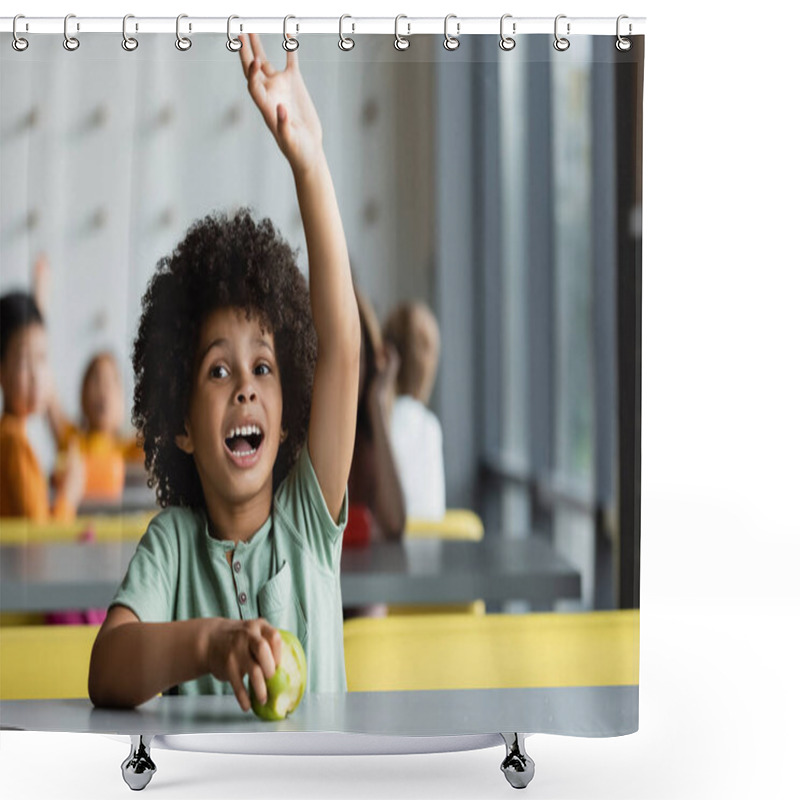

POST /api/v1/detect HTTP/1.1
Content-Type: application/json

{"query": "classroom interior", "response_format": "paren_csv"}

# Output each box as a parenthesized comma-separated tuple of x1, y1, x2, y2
(0, 32, 641, 700)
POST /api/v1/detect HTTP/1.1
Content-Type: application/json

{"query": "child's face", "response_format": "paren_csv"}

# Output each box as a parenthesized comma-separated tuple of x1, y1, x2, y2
(0, 323, 49, 417)
(176, 307, 286, 515)
(82, 356, 124, 434)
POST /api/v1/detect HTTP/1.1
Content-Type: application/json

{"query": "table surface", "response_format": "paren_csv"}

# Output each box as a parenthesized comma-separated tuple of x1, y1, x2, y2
(0, 535, 580, 612)
(0, 687, 637, 740)
(77, 484, 158, 516)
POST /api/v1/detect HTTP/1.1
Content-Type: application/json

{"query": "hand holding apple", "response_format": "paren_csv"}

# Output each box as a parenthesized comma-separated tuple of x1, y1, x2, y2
(205, 618, 283, 712)
(249, 628, 308, 721)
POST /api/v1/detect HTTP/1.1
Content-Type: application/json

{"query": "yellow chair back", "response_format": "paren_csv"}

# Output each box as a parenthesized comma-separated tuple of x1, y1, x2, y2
(404, 509, 484, 541)
(344, 610, 639, 692)
(0, 513, 154, 545)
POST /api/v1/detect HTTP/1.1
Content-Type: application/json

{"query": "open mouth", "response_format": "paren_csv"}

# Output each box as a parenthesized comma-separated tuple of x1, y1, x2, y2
(224, 424, 265, 460)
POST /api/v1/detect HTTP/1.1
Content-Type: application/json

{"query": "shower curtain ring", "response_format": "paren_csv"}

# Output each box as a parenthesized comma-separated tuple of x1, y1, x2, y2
(616, 15, 632, 51)
(12, 15, 29, 51)
(283, 16, 299, 51)
(175, 14, 192, 51)
(226, 15, 242, 52)
(394, 15, 410, 51)
(339, 14, 355, 51)
(122, 14, 139, 51)
(499, 14, 516, 51)
(443, 14, 460, 51)
(63, 14, 80, 51)
(553, 14, 570, 51)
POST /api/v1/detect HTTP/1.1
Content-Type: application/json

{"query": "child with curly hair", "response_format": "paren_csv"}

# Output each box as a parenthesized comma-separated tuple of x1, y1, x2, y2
(89, 36, 360, 710)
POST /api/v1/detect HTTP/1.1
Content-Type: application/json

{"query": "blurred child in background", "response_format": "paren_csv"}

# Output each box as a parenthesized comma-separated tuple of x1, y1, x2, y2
(383, 301, 445, 520)
(346, 287, 406, 543)
(0, 292, 84, 521)
(51, 351, 143, 503)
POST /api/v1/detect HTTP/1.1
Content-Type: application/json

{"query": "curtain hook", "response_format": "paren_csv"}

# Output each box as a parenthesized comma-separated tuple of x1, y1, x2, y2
(499, 14, 516, 51)
(554, 14, 570, 51)
(616, 15, 632, 51)
(226, 15, 242, 52)
(175, 14, 192, 51)
(63, 13, 80, 51)
(12, 15, 29, 52)
(443, 14, 460, 51)
(394, 15, 410, 51)
(339, 14, 355, 51)
(122, 14, 139, 51)
(283, 15, 299, 51)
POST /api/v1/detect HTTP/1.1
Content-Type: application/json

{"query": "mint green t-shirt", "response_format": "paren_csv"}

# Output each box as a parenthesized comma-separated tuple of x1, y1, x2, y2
(111, 442, 348, 695)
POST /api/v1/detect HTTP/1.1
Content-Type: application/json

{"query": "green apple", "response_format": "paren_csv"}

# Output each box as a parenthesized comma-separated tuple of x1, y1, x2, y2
(250, 628, 307, 721)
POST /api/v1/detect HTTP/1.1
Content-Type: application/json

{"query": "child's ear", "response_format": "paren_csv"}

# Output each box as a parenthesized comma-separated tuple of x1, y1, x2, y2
(175, 422, 194, 455)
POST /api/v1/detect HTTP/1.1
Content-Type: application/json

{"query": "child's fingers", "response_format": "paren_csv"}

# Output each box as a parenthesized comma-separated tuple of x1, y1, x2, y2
(249, 663, 268, 707)
(263, 623, 283, 668)
(249, 631, 277, 682)
(255, 619, 283, 667)
(227, 660, 251, 712)
(250, 33, 275, 76)
(238, 34, 254, 79)
(285, 47, 299, 72)
(247, 57, 266, 91)
(276, 104, 290, 141)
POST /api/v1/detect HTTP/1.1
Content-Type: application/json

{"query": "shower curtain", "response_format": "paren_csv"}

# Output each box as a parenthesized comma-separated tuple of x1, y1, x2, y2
(0, 15, 643, 790)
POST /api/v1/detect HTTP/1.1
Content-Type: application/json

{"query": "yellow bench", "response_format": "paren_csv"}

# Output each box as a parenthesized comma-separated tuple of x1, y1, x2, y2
(0, 625, 100, 700)
(0, 513, 154, 545)
(344, 610, 639, 692)
(0, 611, 638, 700)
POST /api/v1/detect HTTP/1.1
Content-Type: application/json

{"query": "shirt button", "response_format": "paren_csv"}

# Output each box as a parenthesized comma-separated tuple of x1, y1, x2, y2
(239, 591, 247, 605)
(233, 561, 241, 573)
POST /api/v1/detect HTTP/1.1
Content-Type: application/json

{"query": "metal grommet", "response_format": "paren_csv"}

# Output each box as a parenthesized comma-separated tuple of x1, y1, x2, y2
(175, 14, 192, 51)
(443, 14, 460, 51)
(338, 14, 355, 51)
(12, 15, 29, 52)
(283, 15, 299, 52)
(122, 14, 138, 51)
(553, 14, 570, 52)
(616, 14, 632, 52)
(394, 15, 410, 51)
(226, 15, 242, 52)
(499, 14, 516, 51)
(63, 13, 80, 51)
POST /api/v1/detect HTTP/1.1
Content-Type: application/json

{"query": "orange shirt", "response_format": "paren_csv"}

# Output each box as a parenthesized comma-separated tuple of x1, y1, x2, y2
(0, 413, 74, 521)
(58, 427, 143, 501)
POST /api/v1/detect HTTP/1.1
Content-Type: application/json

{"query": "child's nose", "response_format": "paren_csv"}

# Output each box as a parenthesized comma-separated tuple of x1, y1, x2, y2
(236, 382, 256, 403)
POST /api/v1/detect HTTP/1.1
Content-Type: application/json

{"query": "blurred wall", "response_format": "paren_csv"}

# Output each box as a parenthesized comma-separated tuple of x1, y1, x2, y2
(0, 34, 436, 426)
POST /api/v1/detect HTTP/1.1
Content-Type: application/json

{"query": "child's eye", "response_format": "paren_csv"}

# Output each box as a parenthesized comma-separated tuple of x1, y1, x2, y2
(254, 363, 271, 377)
(210, 365, 230, 379)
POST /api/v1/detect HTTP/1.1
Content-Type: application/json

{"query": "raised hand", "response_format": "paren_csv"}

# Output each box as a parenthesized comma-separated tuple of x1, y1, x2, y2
(239, 33, 323, 176)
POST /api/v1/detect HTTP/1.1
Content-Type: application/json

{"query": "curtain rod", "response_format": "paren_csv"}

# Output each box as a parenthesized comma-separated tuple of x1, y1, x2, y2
(1, 16, 646, 37)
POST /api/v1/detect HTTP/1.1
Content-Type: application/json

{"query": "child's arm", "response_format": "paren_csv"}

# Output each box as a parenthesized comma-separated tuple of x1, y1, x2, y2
(240, 35, 360, 522)
(365, 345, 406, 538)
(32, 253, 76, 450)
(89, 605, 283, 710)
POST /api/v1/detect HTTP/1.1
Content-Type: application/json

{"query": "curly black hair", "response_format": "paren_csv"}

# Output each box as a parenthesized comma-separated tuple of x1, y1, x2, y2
(132, 209, 317, 509)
